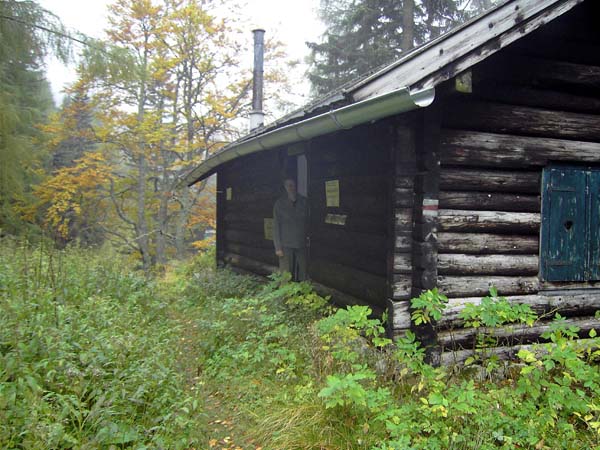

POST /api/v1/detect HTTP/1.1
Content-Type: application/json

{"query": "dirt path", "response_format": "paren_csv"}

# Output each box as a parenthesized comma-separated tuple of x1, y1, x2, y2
(172, 310, 263, 450)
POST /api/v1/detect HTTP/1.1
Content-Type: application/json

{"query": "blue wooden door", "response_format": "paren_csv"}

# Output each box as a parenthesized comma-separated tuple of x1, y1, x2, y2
(541, 167, 587, 281)
(588, 170, 600, 280)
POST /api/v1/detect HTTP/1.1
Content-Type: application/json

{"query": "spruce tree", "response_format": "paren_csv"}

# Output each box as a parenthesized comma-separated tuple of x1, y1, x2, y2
(307, 0, 500, 97)
(0, 1, 68, 234)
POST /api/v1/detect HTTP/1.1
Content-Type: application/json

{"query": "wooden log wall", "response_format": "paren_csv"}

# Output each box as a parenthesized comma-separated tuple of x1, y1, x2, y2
(388, 117, 418, 334)
(390, 109, 444, 345)
(308, 122, 393, 310)
(432, 2, 600, 360)
(218, 149, 282, 274)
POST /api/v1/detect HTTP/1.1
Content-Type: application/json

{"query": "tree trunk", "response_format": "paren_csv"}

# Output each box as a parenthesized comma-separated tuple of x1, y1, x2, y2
(136, 152, 152, 270)
(136, 40, 152, 271)
(175, 185, 191, 259)
(155, 159, 169, 266)
(401, 0, 415, 52)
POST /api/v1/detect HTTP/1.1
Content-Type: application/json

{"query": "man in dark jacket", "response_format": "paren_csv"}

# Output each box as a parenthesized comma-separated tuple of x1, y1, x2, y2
(273, 177, 307, 281)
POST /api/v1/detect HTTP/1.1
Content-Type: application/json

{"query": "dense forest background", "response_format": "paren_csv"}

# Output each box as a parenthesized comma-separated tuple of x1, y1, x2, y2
(0, 0, 500, 269)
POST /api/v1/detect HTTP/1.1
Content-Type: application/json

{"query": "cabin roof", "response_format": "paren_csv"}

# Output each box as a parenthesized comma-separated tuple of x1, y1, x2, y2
(182, 0, 585, 186)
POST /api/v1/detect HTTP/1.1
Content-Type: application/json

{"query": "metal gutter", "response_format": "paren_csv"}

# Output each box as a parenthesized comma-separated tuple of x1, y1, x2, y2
(183, 86, 435, 186)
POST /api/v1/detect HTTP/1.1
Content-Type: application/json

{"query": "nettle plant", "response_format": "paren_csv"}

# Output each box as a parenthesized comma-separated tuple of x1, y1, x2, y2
(411, 288, 448, 326)
(316, 306, 393, 415)
(459, 286, 537, 329)
(458, 287, 538, 366)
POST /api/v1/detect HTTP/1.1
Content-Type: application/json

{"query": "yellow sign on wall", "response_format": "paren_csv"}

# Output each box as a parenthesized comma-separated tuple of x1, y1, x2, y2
(226, 187, 232, 201)
(325, 179, 340, 207)
(264, 218, 273, 241)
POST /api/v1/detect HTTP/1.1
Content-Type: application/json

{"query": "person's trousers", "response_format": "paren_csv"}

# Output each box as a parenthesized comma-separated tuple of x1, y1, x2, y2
(278, 247, 306, 281)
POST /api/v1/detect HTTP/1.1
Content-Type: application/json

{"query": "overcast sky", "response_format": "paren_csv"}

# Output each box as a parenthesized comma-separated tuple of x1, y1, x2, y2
(38, 0, 324, 106)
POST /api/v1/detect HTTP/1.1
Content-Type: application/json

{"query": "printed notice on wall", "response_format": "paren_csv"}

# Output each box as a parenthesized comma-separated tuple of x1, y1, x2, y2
(264, 218, 273, 241)
(325, 179, 340, 207)
(226, 187, 232, 201)
(325, 213, 347, 226)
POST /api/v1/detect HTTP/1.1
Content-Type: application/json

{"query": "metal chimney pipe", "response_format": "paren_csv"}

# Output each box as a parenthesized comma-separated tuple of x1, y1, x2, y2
(250, 29, 265, 130)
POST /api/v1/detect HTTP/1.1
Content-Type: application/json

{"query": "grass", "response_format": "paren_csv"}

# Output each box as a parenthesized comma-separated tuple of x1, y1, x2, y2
(2, 238, 600, 449)
(0, 239, 206, 449)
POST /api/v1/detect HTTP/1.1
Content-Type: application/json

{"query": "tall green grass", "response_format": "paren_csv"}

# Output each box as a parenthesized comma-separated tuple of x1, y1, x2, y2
(188, 269, 600, 449)
(3, 238, 600, 449)
(0, 239, 205, 449)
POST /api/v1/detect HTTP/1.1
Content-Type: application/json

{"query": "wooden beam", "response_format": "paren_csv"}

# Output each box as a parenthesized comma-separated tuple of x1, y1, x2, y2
(438, 210, 541, 233)
(438, 254, 539, 276)
(438, 232, 539, 254)
(481, 55, 600, 90)
(310, 228, 387, 258)
(388, 118, 417, 306)
(225, 229, 272, 249)
(389, 299, 412, 331)
(440, 342, 534, 365)
(440, 130, 600, 168)
(225, 243, 277, 266)
(223, 252, 276, 276)
(216, 173, 226, 264)
(437, 275, 539, 297)
(439, 292, 600, 329)
(392, 274, 412, 300)
(311, 281, 385, 316)
(440, 168, 541, 193)
(310, 259, 387, 308)
(412, 106, 442, 293)
(473, 84, 600, 115)
(439, 191, 540, 212)
(311, 245, 386, 277)
(440, 338, 600, 365)
(444, 100, 600, 142)
(437, 317, 598, 349)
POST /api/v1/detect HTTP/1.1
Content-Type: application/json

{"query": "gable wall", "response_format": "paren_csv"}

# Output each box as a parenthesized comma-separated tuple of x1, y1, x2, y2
(429, 1, 600, 362)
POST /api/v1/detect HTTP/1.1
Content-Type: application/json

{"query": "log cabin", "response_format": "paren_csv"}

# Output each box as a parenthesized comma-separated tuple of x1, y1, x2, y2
(182, 0, 600, 364)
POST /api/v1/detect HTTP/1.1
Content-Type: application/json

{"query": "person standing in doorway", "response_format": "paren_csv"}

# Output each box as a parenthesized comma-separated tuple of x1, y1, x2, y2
(273, 176, 307, 281)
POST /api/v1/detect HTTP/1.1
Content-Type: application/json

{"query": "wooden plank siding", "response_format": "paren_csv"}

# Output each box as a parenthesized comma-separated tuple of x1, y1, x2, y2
(218, 149, 282, 272)
(217, 121, 395, 312)
(308, 122, 393, 310)
(428, 3, 600, 355)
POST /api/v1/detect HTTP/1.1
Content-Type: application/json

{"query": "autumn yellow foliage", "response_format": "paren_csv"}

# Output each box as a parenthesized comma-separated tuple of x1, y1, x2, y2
(32, 153, 111, 238)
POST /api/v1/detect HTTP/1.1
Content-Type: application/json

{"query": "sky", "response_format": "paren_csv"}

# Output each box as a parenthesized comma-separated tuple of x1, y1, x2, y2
(38, 0, 325, 107)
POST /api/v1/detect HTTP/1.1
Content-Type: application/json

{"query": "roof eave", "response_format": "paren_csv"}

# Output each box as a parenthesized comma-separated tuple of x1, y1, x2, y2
(183, 86, 435, 186)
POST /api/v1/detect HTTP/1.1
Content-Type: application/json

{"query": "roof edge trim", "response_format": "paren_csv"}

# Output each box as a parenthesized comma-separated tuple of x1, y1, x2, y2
(183, 86, 435, 186)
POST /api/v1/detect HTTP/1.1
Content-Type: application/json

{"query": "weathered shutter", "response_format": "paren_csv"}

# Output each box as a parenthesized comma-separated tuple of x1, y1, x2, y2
(541, 167, 587, 281)
(588, 170, 600, 280)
